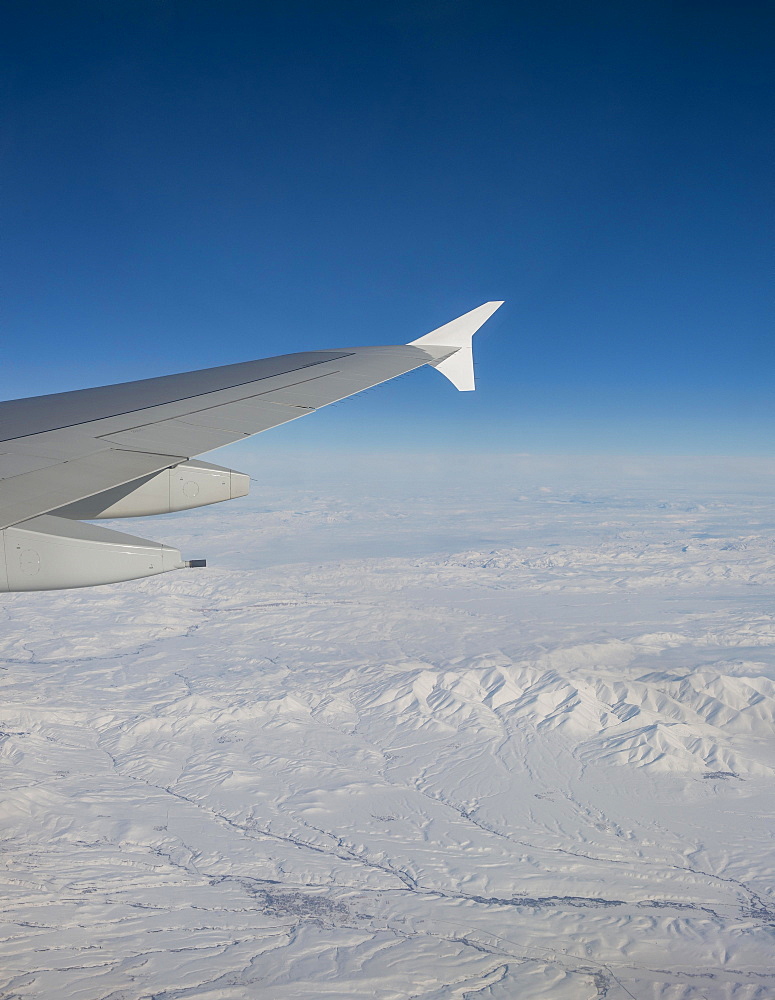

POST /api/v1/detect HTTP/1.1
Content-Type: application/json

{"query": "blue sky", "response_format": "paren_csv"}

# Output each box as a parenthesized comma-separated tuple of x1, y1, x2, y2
(2, 1, 772, 454)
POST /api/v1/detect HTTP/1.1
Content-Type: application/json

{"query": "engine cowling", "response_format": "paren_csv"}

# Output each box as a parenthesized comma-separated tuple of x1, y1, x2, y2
(0, 515, 198, 592)
(53, 460, 250, 519)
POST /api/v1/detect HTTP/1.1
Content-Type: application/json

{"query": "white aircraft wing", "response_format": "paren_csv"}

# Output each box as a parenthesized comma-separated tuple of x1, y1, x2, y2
(0, 301, 502, 591)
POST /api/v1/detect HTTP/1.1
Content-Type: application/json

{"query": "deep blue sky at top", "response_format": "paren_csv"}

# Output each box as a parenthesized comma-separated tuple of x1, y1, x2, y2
(2, 1, 772, 454)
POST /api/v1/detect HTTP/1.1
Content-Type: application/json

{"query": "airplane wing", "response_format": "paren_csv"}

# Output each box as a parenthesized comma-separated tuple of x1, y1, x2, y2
(0, 301, 502, 591)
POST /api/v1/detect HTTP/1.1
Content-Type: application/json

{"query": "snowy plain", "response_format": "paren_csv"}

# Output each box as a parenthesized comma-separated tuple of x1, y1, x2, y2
(1, 453, 774, 999)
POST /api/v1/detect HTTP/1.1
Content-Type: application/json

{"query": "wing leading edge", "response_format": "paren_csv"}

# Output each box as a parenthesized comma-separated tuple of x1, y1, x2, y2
(0, 302, 502, 590)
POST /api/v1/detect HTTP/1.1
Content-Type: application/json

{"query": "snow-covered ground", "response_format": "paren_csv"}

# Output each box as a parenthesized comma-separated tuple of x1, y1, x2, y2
(1, 454, 774, 999)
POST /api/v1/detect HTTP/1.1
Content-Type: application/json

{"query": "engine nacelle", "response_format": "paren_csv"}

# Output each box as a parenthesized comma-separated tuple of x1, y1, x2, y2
(0, 515, 197, 592)
(54, 460, 250, 520)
